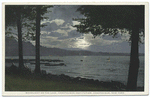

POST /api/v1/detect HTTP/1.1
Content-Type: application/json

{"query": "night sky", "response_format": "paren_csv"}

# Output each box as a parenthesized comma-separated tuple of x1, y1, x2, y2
(10, 5, 145, 53)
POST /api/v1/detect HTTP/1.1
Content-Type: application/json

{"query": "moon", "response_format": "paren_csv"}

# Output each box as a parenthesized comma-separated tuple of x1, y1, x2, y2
(75, 39, 91, 49)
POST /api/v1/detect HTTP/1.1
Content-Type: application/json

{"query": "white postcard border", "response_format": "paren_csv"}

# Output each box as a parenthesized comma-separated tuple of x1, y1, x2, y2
(2, 2, 149, 96)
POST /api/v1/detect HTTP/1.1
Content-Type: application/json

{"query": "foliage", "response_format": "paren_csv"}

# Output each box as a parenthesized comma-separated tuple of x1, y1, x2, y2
(73, 5, 144, 42)
(5, 5, 53, 41)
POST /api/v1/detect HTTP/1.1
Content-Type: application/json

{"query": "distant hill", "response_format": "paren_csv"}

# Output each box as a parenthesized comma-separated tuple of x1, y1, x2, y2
(6, 37, 35, 56)
(5, 37, 144, 56)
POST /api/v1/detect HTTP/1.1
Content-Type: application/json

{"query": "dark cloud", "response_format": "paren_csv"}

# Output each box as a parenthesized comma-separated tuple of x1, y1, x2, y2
(49, 32, 62, 37)
(68, 30, 82, 37)
(52, 5, 81, 19)
(102, 33, 122, 40)
(41, 22, 60, 32)
(46, 5, 84, 25)
(58, 30, 82, 40)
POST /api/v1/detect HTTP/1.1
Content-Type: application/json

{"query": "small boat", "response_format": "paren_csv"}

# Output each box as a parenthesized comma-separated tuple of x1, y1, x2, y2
(107, 57, 110, 61)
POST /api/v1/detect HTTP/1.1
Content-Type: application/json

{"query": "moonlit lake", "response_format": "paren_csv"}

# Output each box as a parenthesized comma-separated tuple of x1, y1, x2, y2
(5, 55, 144, 87)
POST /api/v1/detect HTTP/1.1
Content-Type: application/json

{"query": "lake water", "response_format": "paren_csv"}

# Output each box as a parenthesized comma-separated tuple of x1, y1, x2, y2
(5, 56, 144, 87)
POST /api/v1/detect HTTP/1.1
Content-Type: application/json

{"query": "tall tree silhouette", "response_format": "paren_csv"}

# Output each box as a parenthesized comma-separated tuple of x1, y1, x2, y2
(35, 6, 41, 73)
(16, 8, 24, 69)
(34, 5, 53, 74)
(73, 5, 144, 90)
(5, 5, 34, 70)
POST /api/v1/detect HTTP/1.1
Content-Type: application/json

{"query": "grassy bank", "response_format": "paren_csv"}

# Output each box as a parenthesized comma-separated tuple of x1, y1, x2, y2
(5, 74, 110, 91)
(5, 65, 144, 91)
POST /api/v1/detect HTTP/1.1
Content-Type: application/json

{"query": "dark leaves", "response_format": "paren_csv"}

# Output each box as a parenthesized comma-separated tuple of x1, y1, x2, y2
(73, 5, 144, 41)
(5, 5, 53, 40)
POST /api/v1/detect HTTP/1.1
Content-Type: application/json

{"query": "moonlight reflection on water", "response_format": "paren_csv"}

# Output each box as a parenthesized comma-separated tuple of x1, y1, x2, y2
(5, 56, 144, 87)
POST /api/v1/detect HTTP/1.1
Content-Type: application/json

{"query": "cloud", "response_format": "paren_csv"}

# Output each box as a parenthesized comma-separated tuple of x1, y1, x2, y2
(83, 33, 122, 46)
(72, 21, 80, 26)
(57, 30, 82, 40)
(49, 32, 62, 37)
(41, 19, 65, 26)
(41, 22, 60, 32)
(40, 30, 124, 51)
(50, 19, 65, 26)
(41, 21, 78, 38)
(40, 31, 49, 35)
(43, 5, 84, 26)
(53, 29, 68, 36)
(40, 35, 77, 48)
(121, 32, 130, 41)
(61, 23, 77, 31)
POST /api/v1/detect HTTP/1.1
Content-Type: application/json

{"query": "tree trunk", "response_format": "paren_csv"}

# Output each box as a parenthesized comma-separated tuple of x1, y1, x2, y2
(35, 6, 41, 73)
(16, 8, 24, 69)
(127, 25, 140, 91)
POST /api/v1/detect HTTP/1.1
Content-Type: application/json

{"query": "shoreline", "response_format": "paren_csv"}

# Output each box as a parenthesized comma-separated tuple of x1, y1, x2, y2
(5, 65, 144, 91)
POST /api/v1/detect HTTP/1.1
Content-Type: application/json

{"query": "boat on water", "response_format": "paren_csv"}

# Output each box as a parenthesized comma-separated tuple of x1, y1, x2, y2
(107, 57, 110, 61)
